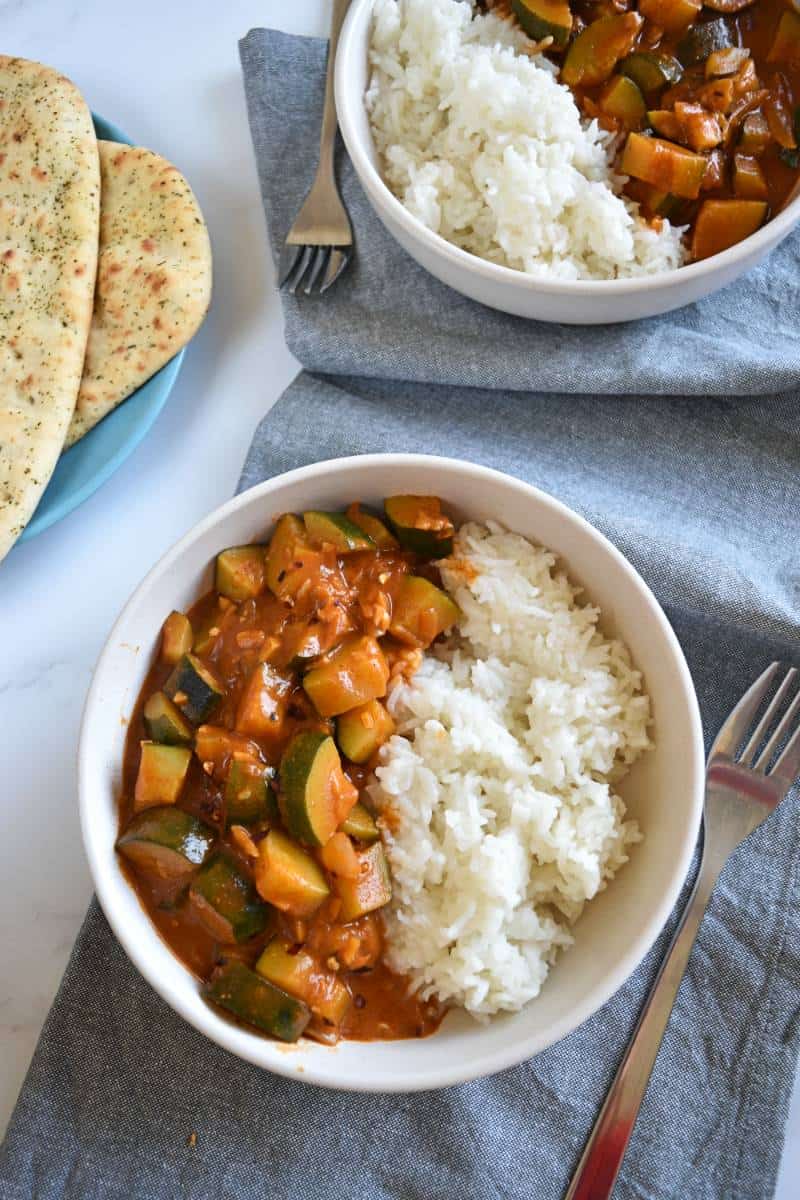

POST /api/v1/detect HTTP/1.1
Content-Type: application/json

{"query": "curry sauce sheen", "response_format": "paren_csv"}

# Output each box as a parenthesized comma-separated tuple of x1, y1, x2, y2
(117, 501, 458, 1044)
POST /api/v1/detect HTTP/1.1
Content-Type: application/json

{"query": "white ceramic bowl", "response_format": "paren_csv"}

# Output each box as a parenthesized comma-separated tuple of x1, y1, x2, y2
(80, 454, 704, 1091)
(335, 0, 800, 325)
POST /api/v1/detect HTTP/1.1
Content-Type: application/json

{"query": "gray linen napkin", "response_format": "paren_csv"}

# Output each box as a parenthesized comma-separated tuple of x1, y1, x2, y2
(3, 26, 800, 1200)
(1, 377, 799, 1200)
(239, 28, 800, 397)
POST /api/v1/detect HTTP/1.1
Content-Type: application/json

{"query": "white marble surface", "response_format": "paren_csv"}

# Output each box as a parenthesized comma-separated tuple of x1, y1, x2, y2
(0, 0, 797, 1192)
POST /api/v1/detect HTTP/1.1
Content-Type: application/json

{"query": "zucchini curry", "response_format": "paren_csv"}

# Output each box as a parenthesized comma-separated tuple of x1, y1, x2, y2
(492, 0, 800, 258)
(117, 497, 460, 1044)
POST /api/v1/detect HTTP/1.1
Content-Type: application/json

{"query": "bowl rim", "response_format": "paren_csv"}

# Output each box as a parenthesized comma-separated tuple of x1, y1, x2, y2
(79, 453, 705, 1091)
(336, 0, 800, 297)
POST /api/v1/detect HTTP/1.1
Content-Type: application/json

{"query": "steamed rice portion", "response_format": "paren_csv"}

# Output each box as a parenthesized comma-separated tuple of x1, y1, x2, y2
(369, 523, 651, 1016)
(367, 0, 686, 280)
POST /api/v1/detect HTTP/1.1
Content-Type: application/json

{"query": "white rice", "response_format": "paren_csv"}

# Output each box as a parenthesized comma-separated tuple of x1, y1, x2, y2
(369, 522, 651, 1016)
(366, 0, 686, 280)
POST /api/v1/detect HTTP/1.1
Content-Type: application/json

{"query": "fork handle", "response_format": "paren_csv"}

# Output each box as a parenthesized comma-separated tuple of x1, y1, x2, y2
(564, 849, 719, 1200)
(318, 0, 352, 174)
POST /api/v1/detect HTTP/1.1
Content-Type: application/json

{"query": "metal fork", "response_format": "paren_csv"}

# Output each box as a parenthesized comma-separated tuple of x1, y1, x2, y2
(279, 0, 354, 296)
(565, 661, 800, 1200)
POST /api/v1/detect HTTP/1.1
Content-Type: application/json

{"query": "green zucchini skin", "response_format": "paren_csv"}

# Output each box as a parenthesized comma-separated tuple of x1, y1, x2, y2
(264, 514, 308, 597)
(134, 743, 192, 811)
(204, 961, 311, 1042)
(336, 701, 395, 765)
(116, 807, 215, 889)
(346, 507, 398, 549)
(255, 830, 331, 916)
(302, 511, 375, 552)
(511, 0, 572, 49)
(384, 496, 454, 558)
(255, 940, 351, 1026)
(161, 611, 193, 665)
(164, 654, 226, 724)
(190, 852, 270, 942)
(677, 17, 733, 67)
(225, 760, 278, 827)
(215, 546, 267, 601)
(619, 52, 683, 93)
(143, 692, 194, 746)
(339, 802, 380, 843)
(279, 730, 343, 846)
(336, 842, 392, 923)
(389, 575, 460, 647)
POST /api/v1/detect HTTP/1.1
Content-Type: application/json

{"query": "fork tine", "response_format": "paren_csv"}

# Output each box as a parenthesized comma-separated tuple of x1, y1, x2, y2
(287, 246, 314, 294)
(770, 721, 800, 787)
(278, 244, 302, 289)
(739, 667, 798, 765)
(709, 662, 780, 762)
(320, 248, 350, 294)
(304, 247, 331, 295)
(753, 684, 800, 773)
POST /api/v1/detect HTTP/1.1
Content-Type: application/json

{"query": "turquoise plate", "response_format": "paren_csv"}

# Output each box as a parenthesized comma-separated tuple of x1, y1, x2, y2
(19, 113, 186, 542)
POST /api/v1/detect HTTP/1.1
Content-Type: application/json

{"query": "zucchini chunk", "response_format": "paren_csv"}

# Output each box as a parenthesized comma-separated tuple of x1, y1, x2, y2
(235, 662, 291, 740)
(389, 575, 460, 648)
(732, 154, 768, 200)
(561, 13, 643, 88)
(339, 801, 380, 844)
(133, 743, 191, 812)
(691, 199, 767, 261)
(164, 653, 226, 724)
(319, 832, 362, 879)
(738, 111, 767, 156)
(619, 51, 683, 94)
(677, 17, 734, 67)
(254, 830, 330, 916)
(204, 961, 311, 1042)
(264, 513, 321, 598)
(190, 852, 270, 942)
(255, 940, 351, 1026)
(226, 758, 278, 827)
(194, 724, 259, 776)
(621, 133, 707, 199)
(598, 75, 646, 128)
(192, 607, 224, 657)
(279, 730, 357, 846)
(638, 0, 701, 34)
(116, 806, 215, 889)
(336, 700, 395, 765)
(384, 495, 455, 559)
(511, 0, 572, 49)
(705, 46, 750, 77)
(303, 635, 390, 718)
(345, 504, 398, 549)
(143, 691, 194, 747)
(215, 546, 267, 601)
(336, 842, 392, 923)
(160, 611, 193, 665)
(302, 511, 374, 552)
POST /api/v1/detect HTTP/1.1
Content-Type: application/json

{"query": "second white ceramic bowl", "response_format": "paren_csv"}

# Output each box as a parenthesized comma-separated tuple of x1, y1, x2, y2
(80, 454, 704, 1090)
(335, 0, 800, 324)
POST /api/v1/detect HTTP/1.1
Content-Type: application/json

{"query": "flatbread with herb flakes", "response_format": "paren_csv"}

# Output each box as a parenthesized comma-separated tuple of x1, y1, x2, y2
(0, 56, 100, 561)
(65, 141, 211, 447)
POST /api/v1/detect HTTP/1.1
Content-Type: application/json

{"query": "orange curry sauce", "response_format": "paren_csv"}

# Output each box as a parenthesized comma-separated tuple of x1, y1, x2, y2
(118, 504, 452, 1043)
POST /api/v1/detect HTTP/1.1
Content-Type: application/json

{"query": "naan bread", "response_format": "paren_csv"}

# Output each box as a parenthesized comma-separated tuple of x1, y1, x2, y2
(0, 57, 100, 560)
(65, 141, 212, 447)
